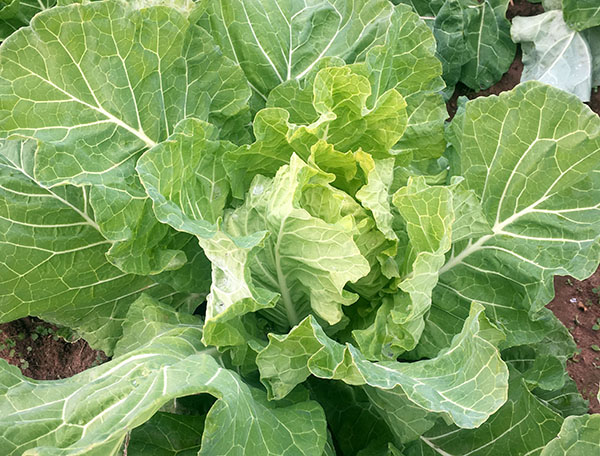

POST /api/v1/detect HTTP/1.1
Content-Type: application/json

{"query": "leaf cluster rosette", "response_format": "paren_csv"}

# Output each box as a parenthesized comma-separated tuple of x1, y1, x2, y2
(0, 0, 599, 454)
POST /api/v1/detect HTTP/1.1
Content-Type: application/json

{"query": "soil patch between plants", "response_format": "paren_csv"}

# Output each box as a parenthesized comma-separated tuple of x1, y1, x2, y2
(0, 317, 107, 380)
(549, 271, 600, 413)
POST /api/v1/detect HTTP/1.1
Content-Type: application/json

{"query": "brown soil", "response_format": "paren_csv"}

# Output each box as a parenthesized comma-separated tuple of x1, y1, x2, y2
(590, 88, 600, 117)
(446, 49, 525, 120)
(0, 317, 107, 380)
(506, 0, 545, 20)
(548, 270, 600, 413)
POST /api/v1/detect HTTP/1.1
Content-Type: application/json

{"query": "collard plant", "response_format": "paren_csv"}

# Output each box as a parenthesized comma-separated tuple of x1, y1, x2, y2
(512, 0, 600, 102)
(0, 0, 599, 455)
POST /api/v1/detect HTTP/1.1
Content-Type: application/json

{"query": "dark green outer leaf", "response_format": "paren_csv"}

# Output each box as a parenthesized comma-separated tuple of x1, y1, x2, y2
(562, 0, 600, 31)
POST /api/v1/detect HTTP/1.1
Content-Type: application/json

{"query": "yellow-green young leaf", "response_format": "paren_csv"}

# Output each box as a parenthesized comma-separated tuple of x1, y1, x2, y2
(219, 155, 370, 330)
(355, 154, 397, 242)
(541, 414, 600, 455)
(227, 64, 407, 198)
(257, 302, 508, 430)
(199, 229, 279, 348)
(419, 82, 600, 358)
(0, 295, 327, 456)
(352, 177, 454, 359)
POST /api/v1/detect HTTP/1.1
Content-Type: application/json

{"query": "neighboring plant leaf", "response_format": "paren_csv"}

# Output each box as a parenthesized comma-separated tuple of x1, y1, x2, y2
(0, 0, 55, 41)
(512, 11, 593, 102)
(533, 376, 590, 418)
(396, 0, 515, 91)
(461, 0, 515, 90)
(562, 0, 600, 31)
(502, 318, 576, 392)
(585, 27, 600, 88)
(432, 0, 468, 92)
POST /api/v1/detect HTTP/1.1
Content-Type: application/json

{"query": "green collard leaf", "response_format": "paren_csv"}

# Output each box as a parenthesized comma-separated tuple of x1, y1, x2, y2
(0, 139, 173, 354)
(363, 3, 446, 158)
(151, 233, 212, 297)
(404, 374, 563, 456)
(352, 177, 454, 359)
(562, 0, 600, 31)
(420, 82, 600, 357)
(397, 0, 515, 92)
(391, 0, 444, 18)
(450, 180, 493, 243)
(533, 376, 589, 418)
(137, 118, 234, 238)
(0, 0, 250, 273)
(512, 11, 593, 102)
(0, 0, 249, 183)
(0, 0, 56, 41)
(127, 412, 205, 456)
(308, 380, 395, 455)
(0, 295, 327, 456)
(257, 302, 508, 429)
(541, 414, 600, 455)
(460, 0, 515, 90)
(201, 0, 395, 100)
(225, 108, 298, 199)
(113, 294, 202, 356)
(220, 155, 370, 329)
(363, 386, 438, 445)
